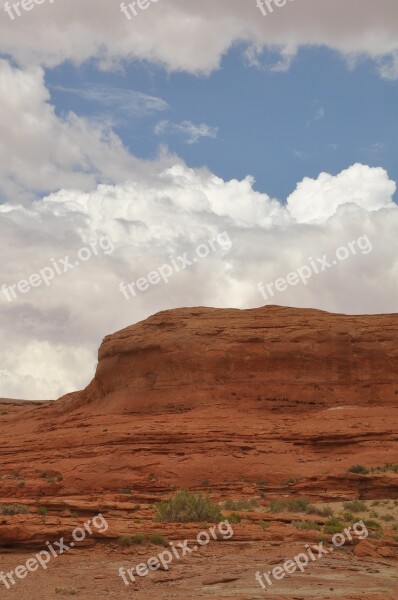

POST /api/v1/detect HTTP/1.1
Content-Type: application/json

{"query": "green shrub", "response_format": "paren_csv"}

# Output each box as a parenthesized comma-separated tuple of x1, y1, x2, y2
(259, 520, 270, 529)
(120, 489, 132, 495)
(267, 497, 312, 513)
(324, 518, 344, 534)
(156, 490, 222, 523)
(227, 512, 241, 524)
(284, 477, 298, 485)
(201, 479, 210, 486)
(0, 504, 29, 515)
(256, 481, 266, 486)
(307, 504, 333, 517)
(381, 514, 394, 522)
(223, 498, 258, 511)
(55, 587, 77, 596)
(148, 533, 169, 547)
(291, 520, 320, 531)
(342, 511, 355, 521)
(348, 465, 369, 475)
(343, 500, 367, 512)
(38, 506, 48, 517)
(57, 474, 63, 482)
(363, 519, 381, 530)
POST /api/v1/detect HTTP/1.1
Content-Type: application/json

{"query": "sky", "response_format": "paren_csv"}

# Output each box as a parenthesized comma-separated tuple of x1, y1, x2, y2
(0, 0, 398, 400)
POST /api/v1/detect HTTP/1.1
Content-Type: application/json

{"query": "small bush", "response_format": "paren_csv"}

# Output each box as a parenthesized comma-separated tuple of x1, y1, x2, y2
(342, 511, 355, 522)
(156, 490, 222, 523)
(57, 474, 63, 482)
(55, 587, 77, 596)
(306, 504, 333, 517)
(259, 520, 270, 529)
(148, 533, 169, 547)
(120, 489, 132, 495)
(38, 506, 48, 517)
(381, 514, 394, 522)
(223, 498, 258, 511)
(227, 512, 241, 524)
(201, 479, 210, 486)
(256, 481, 266, 486)
(363, 519, 381, 530)
(0, 504, 29, 515)
(348, 465, 369, 475)
(324, 518, 344, 534)
(284, 477, 298, 485)
(291, 520, 320, 531)
(343, 500, 367, 512)
(267, 497, 312, 513)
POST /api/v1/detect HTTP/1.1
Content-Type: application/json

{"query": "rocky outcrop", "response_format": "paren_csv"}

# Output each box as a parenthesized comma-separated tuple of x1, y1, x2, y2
(58, 305, 398, 414)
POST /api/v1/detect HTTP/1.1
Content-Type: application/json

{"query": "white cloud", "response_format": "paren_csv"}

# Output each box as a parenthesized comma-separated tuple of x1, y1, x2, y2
(0, 1, 398, 78)
(154, 120, 218, 144)
(287, 163, 396, 224)
(55, 84, 169, 118)
(0, 160, 397, 400)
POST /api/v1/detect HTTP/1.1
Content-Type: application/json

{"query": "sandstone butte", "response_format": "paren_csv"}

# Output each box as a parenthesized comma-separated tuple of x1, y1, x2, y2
(0, 305, 397, 600)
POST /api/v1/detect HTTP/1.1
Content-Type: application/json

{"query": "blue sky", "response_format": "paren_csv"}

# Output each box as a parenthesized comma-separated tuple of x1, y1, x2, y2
(47, 44, 398, 202)
(2, 0, 398, 399)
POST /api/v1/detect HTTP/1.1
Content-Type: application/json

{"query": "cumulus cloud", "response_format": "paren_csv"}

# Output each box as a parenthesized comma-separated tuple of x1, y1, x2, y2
(0, 159, 397, 400)
(287, 164, 397, 224)
(0, 0, 398, 78)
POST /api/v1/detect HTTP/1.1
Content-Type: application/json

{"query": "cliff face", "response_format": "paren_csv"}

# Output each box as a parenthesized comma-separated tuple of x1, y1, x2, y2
(61, 305, 398, 413)
(1, 305, 398, 558)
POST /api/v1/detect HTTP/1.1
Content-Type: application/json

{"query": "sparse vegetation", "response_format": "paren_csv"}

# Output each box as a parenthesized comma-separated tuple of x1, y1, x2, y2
(343, 500, 367, 512)
(267, 497, 312, 513)
(381, 514, 394, 522)
(291, 520, 320, 531)
(370, 463, 398, 474)
(120, 488, 133, 495)
(363, 519, 382, 530)
(259, 520, 270, 529)
(324, 518, 344, 534)
(348, 465, 369, 475)
(57, 473, 63, 482)
(55, 587, 77, 596)
(38, 506, 48, 517)
(156, 490, 222, 523)
(284, 477, 298, 485)
(227, 512, 241, 524)
(148, 533, 169, 547)
(223, 498, 258, 511)
(119, 532, 168, 547)
(0, 503, 29, 515)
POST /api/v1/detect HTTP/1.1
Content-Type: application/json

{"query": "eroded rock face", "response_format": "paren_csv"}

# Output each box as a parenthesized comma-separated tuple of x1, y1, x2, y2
(0, 305, 397, 558)
(60, 305, 398, 413)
